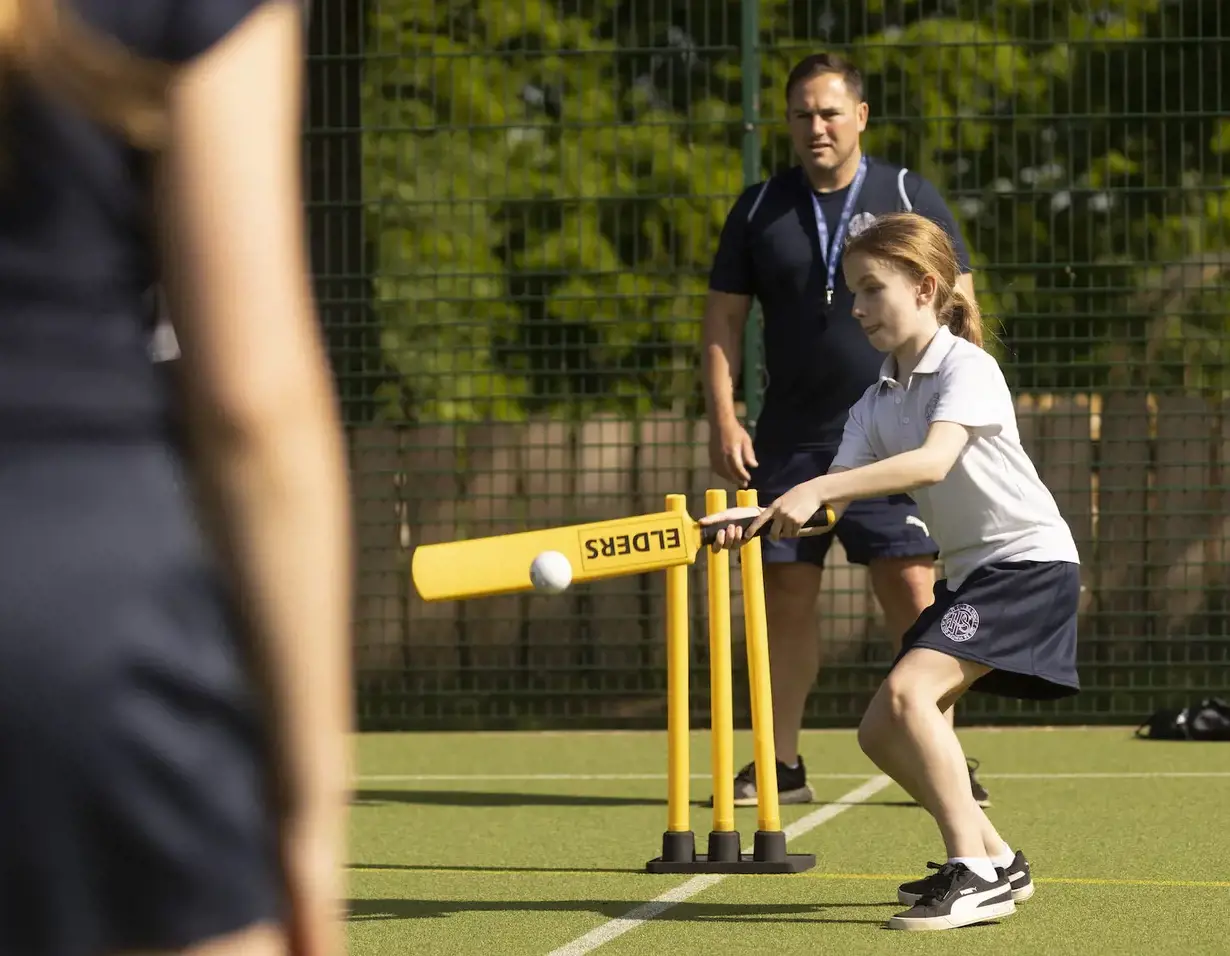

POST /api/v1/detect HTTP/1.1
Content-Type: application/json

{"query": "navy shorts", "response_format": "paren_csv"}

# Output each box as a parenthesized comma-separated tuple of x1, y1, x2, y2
(748, 447, 938, 567)
(893, 560, 1082, 701)
(0, 442, 283, 955)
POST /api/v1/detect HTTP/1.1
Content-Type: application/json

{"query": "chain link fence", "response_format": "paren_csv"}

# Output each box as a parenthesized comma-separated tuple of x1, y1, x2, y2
(308, 0, 1230, 729)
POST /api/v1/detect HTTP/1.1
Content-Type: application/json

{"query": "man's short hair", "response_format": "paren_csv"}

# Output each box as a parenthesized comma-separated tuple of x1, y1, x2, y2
(784, 53, 864, 104)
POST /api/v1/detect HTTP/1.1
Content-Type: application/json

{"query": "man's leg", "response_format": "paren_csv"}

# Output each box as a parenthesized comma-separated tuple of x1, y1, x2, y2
(725, 447, 834, 808)
(730, 546, 831, 807)
(868, 555, 939, 686)
(868, 555, 936, 650)
(763, 561, 826, 767)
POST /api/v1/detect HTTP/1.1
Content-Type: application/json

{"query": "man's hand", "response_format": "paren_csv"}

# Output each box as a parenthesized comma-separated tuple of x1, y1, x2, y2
(709, 418, 759, 487)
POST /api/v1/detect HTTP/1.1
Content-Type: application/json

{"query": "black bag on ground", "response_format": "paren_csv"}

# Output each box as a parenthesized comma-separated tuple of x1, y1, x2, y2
(1135, 697, 1230, 741)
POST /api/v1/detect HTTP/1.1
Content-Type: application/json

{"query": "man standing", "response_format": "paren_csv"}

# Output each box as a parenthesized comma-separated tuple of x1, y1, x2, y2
(702, 52, 991, 807)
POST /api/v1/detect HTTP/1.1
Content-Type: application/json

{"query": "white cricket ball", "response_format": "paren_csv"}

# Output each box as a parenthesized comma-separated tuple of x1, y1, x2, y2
(530, 550, 573, 594)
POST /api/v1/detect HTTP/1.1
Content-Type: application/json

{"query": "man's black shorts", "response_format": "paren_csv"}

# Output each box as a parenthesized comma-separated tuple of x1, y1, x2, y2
(747, 446, 938, 567)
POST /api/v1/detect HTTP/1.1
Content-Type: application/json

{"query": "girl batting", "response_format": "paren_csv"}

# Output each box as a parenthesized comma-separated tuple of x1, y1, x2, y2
(703, 212, 1081, 931)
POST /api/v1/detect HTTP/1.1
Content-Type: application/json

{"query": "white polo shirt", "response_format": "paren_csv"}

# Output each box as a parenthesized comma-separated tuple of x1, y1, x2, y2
(831, 325, 1080, 591)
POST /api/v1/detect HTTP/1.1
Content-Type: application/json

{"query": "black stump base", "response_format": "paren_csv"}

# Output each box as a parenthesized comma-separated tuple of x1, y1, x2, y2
(645, 829, 816, 874)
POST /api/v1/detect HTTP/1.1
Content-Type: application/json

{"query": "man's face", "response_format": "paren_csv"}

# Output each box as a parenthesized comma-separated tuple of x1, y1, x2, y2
(786, 72, 868, 179)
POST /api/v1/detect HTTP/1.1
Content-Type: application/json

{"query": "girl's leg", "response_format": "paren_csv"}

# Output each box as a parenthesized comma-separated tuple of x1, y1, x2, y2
(854, 722, 1008, 861)
(935, 686, 1012, 861)
(858, 648, 1008, 866)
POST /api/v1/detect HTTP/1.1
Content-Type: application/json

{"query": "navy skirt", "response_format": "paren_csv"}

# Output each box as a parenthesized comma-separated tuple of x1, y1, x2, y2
(0, 442, 283, 955)
(893, 560, 1082, 701)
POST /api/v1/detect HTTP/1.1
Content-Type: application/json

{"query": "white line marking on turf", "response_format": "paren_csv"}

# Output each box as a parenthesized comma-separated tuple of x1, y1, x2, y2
(542, 774, 892, 956)
(983, 771, 1230, 779)
(356, 770, 1230, 783)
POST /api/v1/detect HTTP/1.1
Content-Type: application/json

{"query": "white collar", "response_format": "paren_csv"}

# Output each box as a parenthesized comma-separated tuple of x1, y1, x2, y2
(878, 325, 959, 388)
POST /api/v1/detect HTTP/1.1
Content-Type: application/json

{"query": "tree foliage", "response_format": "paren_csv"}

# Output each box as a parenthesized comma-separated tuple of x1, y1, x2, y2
(362, 0, 1229, 422)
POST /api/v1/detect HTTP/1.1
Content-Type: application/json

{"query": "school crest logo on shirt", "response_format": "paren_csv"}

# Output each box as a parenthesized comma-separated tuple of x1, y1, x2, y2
(940, 603, 980, 642)
(924, 393, 940, 422)
(847, 211, 877, 238)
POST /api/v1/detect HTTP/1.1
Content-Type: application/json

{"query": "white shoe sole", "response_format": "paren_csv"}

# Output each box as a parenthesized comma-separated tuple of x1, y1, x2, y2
(886, 898, 1016, 931)
(731, 785, 815, 808)
(899, 879, 1033, 906)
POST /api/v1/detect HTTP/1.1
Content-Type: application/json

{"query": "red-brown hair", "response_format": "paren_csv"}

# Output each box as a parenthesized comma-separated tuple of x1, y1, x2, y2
(1, 0, 170, 149)
(843, 212, 983, 347)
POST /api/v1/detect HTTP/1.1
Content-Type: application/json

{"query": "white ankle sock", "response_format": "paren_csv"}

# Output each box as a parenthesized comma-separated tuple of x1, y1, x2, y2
(950, 856, 998, 882)
(990, 846, 1015, 870)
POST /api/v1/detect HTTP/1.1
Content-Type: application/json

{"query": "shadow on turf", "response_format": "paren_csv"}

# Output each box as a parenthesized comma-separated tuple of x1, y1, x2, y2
(351, 789, 664, 808)
(354, 863, 644, 874)
(352, 790, 921, 810)
(346, 898, 892, 924)
(833, 800, 920, 808)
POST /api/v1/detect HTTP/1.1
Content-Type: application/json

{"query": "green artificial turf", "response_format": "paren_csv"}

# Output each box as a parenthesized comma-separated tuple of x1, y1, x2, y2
(347, 728, 1230, 955)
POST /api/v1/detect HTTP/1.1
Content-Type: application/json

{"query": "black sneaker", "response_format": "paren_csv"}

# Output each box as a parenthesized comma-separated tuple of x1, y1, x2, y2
(707, 757, 815, 808)
(899, 851, 1034, 906)
(886, 862, 1015, 931)
(967, 756, 991, 807)
(1002, 850, 1035, 902)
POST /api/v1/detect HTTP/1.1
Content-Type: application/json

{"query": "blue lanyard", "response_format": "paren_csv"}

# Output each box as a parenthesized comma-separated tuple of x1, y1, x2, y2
(810, 156, 868, 305)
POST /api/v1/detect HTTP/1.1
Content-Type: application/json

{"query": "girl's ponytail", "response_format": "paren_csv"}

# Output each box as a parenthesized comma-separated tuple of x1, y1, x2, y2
(946, 283, 983, 348)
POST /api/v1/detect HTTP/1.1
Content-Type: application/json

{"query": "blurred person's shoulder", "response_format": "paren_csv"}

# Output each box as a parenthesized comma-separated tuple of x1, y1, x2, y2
(73, 0, 289, 63)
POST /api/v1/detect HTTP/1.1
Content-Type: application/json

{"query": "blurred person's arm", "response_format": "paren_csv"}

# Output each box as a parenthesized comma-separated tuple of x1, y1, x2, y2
(154, 2, 352, 953)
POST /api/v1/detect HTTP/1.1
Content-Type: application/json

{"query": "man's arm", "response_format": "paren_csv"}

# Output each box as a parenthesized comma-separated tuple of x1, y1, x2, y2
(910, 178, 976, 292)
(702, 290, 752, 428)
(703, 184, 762, 483)
(956, 271, 975, 303)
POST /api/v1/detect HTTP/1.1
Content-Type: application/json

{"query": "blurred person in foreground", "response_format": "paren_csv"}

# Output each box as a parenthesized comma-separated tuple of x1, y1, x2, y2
(0, 2, 352, 955)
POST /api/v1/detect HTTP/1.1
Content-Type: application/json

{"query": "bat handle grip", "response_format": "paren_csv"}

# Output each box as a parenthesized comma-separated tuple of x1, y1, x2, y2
(699, 504, 836, 545)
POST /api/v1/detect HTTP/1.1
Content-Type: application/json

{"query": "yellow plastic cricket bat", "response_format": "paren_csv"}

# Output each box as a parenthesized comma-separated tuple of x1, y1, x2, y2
(411, 503, 837, 602)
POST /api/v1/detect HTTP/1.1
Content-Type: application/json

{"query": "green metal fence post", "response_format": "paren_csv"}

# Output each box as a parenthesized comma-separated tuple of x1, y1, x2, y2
(739, 0, 763, 431)
(306, 0, 378, 425)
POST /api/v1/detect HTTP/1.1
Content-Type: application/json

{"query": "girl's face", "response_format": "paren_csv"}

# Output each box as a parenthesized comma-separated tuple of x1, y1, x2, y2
(843, 251, 938, 353)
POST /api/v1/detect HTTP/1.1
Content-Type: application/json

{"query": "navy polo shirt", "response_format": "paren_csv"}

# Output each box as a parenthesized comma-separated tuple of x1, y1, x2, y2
(709, 159, 971, 451)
